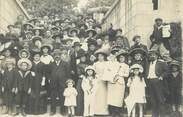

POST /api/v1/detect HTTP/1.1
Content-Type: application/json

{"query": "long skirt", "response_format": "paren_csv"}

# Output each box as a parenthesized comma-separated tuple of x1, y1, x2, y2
(94, 80, 108, 115)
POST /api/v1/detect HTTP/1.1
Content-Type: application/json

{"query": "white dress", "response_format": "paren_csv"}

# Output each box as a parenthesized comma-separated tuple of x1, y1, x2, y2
(125, 76, 146, 115)
(93, 61, 109, 115)
(63, 87, 78, 106)
(82, 77, 98, 116)
(106, 61, 129, 107)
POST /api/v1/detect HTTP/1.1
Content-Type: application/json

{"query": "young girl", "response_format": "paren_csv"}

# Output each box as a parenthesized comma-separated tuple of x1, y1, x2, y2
(63, 79, 78, 117)
(125, 64, 146, 117)
(82, 66, 97, 117)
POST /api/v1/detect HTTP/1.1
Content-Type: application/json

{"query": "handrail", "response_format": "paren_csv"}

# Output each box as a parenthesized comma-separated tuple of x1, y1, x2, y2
(15, 0, 30, 19)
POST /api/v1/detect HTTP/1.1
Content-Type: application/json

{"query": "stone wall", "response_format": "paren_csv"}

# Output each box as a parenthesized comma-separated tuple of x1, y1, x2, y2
(101, 0, 181, 47)
(0, 0, 29, 33)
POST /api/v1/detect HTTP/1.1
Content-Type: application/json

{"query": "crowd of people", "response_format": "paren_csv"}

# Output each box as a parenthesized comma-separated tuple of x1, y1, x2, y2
(0, 14, 182, 117)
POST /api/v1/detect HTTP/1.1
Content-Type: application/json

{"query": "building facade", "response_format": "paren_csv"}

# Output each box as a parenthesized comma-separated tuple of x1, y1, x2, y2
(101, 0, 183, 47)
(0, 0, 29, 33)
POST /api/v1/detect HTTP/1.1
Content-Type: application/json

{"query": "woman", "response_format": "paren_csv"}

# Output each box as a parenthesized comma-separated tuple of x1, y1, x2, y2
(93, 48, 109, 115)
(106, 49, 129, 117)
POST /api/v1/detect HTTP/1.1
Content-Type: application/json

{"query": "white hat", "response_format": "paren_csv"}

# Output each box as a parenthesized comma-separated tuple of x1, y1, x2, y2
(17, 58, 32, 70)
(130, 64, 144, 73)
(85, 65, 95, 72)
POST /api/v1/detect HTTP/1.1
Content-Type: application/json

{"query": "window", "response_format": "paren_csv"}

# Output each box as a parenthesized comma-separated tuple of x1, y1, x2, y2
(152, 0, 158, 10)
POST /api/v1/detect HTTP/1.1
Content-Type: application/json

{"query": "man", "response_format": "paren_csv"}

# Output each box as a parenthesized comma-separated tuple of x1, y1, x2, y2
(150, 18, 170, 59)
(70, 42, 85, 83)
(130, 35, 148, 51)
(49, 49, 71, 116)
(146, 50, 168, 117)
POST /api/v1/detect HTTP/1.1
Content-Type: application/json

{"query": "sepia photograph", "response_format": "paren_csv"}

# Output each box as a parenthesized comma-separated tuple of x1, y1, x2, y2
(0, 0, 182, 117)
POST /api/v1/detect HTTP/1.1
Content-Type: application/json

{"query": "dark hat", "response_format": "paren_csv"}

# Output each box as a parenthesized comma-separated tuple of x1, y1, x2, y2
(52, 49, 62, 55)
(116, 28, 122, 32)
(52, 19, 63, 25)
(51, 26, 60, 31)
(32, 36, 42, 43)
(86, 29, 97, 36)
(132, 35, 141, 41)
(79, 23, 88, 29)
(32, 27, 44, 33)
(31, 48, 41, 56)
(28, 18, 39, 23)
(116, 35, 125, 40)
(62, 38, 73, 44)
(87, 39, 97, 47)
(52, 33, 63, 39)
(25, 31, 33, 35)
(155, 18, 163, 22)
(129, 48, 147, 56)
(77, 51, 87, 59)
(116, 49, 128, 57)
(72, 42, 82, 48)
(148, 49, 159, 56)
(69, 28, 79, 35)
(7, 24, 14, 29)
(111, 46, 121, 54)
(17, 58, 32, 70)
(23, 23, 34, 29)
(169, 60, 181, 67)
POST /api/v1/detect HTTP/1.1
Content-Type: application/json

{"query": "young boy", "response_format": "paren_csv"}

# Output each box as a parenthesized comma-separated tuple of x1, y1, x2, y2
(14, 59, 33, 117)
(2, 59, 16, 115)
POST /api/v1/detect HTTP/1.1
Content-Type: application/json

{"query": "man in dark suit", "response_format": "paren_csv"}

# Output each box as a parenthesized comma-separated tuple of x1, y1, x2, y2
(49, 49, 71, 116)
(146, 49, 169, 117)
(130, 35, 148, 51)
(70, 42, 85, 83)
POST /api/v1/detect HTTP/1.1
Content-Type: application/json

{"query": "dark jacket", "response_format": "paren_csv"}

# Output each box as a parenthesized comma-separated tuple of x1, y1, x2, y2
(49, 61, 71, 89)
(146, 59, 168, 78)
(3, 69, 16, 90)
(14, 70, 33, 92)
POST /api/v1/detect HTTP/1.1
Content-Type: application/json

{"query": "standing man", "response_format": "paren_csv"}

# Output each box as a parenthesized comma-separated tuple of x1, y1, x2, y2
(146, 50, 168, 117)
(49, 49, 71, 116)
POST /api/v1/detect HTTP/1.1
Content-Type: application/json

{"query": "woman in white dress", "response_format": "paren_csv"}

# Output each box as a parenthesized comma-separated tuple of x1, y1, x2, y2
(106, 49, 129, 117)
(93, 49, 109, 115)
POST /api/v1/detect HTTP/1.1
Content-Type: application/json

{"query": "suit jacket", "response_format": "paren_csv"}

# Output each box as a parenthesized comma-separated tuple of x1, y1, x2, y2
(150, 26, 163, 45)
(3, 69, 16, 90)
(146, 59, 168, 79)
(49, 61, 71, 89)
(14, 70, 32, 92)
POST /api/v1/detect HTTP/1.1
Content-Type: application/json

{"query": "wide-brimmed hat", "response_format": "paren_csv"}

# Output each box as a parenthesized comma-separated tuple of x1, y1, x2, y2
(7, 24, 14, 29)
(79, 23, 88, 29)
(41, 44, 53, 51)
(69, 28, 79, 35)
(116, 35, 125, 40)
(19, 49, 30, 59)
(28, 18, 39, 24)
(130, 64, 144, 73)
(23, 23, 34, 29)
(52, 49, 62, 55)
(17, 58, 32, 70)
(32, 27, 44, 34)
(32, 36, 42, 43)
(169, 60, 181, 67)
(25, 31, 33, 35)
(155, 18, 163, 22)
(132, 35, 141, 41)
(111, 46, 121, 54)
(62, 38, 73, 44)
(129, 48, 147, 56)
(52, 19, 63, 25)
(31, 48, 41, 56)
(86, 29, 97, 36)
(52, 33, 63, 39)
(94, 48, 109, 56)
(85, 65, 95, 72)
(115, 28, 122, 32)
(116, 49, 128, 58)
(51, 26, 60, 31)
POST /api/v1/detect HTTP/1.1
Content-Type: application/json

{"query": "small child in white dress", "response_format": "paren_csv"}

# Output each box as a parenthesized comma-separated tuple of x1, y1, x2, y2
(125, 64, 146, 117)
(81, 66, 97, 117)
(63, 79, 78, 117)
